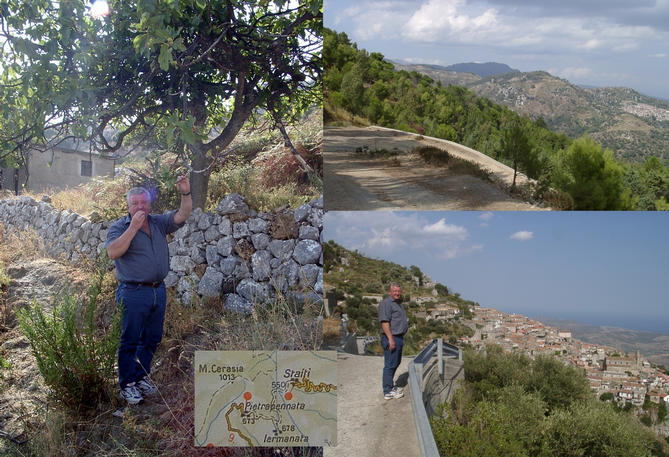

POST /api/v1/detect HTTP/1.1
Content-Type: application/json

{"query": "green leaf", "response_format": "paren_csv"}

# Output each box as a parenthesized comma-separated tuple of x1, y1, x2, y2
(158, 44, 171, 71)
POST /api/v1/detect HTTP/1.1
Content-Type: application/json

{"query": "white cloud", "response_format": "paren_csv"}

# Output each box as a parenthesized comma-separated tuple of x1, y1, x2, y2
(649, 53, 666, 58)
(332, 1, 414, 41)
(324, 211, 470, 260)
(424, 218, 468, 237)
(404, 0, 499, 43)
(478, 211, 494, 227)
(510, 231, 534, 241)
(557, 66, 593, 81)
(377, 0, 660, 57)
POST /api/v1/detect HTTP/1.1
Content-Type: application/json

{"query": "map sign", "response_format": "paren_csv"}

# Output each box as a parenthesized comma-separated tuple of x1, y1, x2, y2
(194, 351, 337, 447)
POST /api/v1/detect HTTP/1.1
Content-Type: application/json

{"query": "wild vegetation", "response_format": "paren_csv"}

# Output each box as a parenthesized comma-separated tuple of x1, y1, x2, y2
(324, 28, 669, 210)
(414, 145, 491, 181)
(430, 345, 669, 457)
(323, 240, 474, 354)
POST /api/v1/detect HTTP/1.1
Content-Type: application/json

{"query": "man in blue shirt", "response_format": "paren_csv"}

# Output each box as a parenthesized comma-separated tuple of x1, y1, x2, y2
(106, 176, 192, 404)
(378, 283, 408, 400)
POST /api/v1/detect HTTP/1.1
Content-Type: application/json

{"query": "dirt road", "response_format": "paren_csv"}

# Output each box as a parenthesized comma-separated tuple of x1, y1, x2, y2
(324, 126, 546, 211)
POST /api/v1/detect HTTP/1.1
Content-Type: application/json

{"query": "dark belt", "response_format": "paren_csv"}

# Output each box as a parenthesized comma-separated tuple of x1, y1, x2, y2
(124, 281, 163, 288)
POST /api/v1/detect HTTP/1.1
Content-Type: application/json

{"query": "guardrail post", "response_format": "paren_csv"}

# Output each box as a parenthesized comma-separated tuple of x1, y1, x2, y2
(458, 347, 462, 361)
(437, 338, 443, 376)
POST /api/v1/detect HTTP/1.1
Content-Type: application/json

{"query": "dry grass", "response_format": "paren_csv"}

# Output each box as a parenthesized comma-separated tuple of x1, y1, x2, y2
(21, 177, 130, 220)
(0, 224, 46, 264)
(324, 100, 371, 127)
(322, 316, 341, 345)
(207, 160, 319, 213)
(413, 145, 491, 181)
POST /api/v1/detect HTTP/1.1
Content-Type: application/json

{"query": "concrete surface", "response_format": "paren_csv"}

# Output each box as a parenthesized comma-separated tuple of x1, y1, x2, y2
(324, 352, 420, 457)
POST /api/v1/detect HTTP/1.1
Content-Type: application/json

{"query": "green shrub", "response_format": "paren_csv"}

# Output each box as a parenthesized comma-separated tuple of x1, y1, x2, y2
(600, 392, 614, 402)
(17, 257, 121, 411)
(545, 400, 658, 457)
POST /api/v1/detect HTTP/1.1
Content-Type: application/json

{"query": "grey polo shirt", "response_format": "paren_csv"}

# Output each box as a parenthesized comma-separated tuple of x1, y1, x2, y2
(378, 296, 409, 335)
(106, 210, 183, 283)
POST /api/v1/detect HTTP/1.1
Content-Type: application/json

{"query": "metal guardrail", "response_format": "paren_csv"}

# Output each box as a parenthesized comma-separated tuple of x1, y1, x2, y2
(408, 339, 461, 457)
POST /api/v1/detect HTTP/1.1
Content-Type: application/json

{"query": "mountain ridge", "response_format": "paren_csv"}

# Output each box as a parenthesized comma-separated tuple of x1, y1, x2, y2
(394, 62, 669, 164)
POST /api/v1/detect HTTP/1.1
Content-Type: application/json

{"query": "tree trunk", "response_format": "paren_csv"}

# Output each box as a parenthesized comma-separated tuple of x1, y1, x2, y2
(190, 147, 211, 210)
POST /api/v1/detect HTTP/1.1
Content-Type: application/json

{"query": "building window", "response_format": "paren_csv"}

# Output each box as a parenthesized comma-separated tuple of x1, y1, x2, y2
(81, 160, 92, 177)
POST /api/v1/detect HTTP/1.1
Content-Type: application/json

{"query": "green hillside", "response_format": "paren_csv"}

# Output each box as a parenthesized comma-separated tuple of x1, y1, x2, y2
(396, 63, 669, 165)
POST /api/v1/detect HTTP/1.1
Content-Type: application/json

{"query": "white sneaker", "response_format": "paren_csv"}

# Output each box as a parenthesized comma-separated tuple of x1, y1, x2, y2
(120, 383, 143, 405)
(384, 389, 404, 400)
(392, 386, 404, 394)
(136, 377, 158, 396)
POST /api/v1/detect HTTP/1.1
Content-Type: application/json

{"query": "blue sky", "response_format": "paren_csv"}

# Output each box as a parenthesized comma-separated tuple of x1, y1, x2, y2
(323, 211, 669, 334)
(325, 0, 669, 100)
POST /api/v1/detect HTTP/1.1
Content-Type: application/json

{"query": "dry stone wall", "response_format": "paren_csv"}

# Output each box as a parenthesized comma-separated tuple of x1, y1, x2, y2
(0, 193, 323, 312)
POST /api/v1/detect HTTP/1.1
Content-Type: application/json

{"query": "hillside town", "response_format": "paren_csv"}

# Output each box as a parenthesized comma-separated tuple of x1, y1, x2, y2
(423, 303, 669, 408)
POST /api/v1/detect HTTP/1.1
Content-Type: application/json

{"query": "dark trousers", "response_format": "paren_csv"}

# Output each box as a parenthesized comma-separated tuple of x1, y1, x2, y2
(116, 282, 166, 388)
(381, 333, 404, 394)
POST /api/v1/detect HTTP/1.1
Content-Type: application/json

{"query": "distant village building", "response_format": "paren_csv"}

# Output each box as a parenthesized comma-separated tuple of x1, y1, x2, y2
(604, 355, 641, 375)
(558, 330, 572, 339)
(1, 139, 115, 194)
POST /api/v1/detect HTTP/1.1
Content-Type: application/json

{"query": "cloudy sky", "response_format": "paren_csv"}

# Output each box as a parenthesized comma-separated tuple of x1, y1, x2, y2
(324, 211, 669, 334)
(325, 0, 669, 100)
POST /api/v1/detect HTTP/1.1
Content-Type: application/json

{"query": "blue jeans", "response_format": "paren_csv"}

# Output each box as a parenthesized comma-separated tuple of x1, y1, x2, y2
(116, 282, 166, 388)
(381, 334, 404, 394)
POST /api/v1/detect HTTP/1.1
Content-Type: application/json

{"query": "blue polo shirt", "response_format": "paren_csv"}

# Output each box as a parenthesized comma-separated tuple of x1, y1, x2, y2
(106, 210, 183, 283)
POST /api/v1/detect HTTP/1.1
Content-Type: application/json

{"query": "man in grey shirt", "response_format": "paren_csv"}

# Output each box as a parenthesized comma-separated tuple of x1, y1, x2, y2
(106, 176, 191, 404)
(378, 283, 408, 400)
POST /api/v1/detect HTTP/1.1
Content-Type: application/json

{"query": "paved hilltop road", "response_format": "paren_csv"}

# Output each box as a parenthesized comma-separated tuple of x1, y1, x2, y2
(324, 125, 546, 211)
(324, 352, 419, 457)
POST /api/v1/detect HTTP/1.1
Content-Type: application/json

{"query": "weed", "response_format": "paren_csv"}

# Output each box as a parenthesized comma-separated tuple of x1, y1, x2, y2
(17, 255, 122, 412)
(324, 100, 371, 127)
(388, 157, 402, 167)
(413, 145, 491, 180)
(353, 146, 401, 159)
(322, 316, 342, 345)
(542, 188, 574, 210)
(0, 224, 45, 264)
(414, 145, 451, 165)
(207, 158, 318, 212)
(449, 160, 491, 181)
